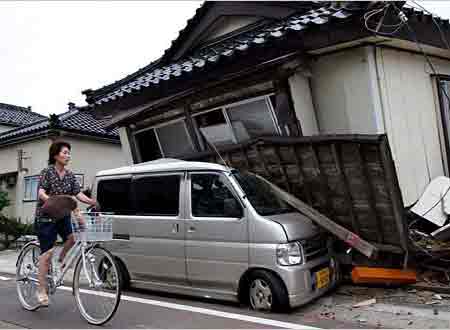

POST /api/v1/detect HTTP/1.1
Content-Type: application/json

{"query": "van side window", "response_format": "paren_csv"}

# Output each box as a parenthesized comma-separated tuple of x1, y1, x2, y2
(97, 178, 134, 215)
(191, 173, 243, 218)
(134, 175, 180, 216)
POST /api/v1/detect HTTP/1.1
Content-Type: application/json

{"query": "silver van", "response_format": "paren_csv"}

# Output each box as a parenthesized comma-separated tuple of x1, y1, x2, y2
(94, 159, 338, 311)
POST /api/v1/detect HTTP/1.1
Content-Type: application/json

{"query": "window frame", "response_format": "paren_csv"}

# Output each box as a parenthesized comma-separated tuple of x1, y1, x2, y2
(74, 173, 84, 190)
(23, 175, 40, 202)
(436, 75, 450, 174)
(132, 172, 184, 218)
(134, 117, 195, 158)
(192, 94, 281, 150)
(188, 171, 244, 220)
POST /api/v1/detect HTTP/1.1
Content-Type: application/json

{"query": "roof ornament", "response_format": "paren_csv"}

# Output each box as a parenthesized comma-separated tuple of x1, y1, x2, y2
(48, 114, 61, 129)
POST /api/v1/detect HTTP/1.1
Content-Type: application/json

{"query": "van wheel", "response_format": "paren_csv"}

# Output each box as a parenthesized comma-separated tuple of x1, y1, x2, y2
(248, 270, 289, 312)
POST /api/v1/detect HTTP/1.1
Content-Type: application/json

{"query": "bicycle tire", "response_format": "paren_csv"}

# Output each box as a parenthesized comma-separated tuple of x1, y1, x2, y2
(72, 246, 121, 325)
(16, 242, 41, 311)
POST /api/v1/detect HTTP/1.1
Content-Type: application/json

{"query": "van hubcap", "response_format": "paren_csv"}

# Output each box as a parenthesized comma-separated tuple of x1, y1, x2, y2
(249, 279, 272, 311)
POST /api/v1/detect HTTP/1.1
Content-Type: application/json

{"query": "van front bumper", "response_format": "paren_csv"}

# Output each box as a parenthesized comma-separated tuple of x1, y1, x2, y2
(276, 254, 339, 308)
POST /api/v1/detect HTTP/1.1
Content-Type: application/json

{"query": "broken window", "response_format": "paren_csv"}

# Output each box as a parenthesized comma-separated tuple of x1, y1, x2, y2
(193, 94, 280, 149)
(226, 98, 278, 142)
(134, 119, 194, 161)
(134, 129, 162, 162)
(155, 121, 195, 157)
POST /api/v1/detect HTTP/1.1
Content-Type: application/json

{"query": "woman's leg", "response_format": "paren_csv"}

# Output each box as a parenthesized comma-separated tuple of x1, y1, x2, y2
(35, 220, 57, 304)
(38, 249, 52, 294)
(57, 216, 75, 264)
(58, 234, 75, 263)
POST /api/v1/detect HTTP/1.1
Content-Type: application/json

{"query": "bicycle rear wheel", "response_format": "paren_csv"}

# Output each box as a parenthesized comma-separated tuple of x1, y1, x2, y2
(73, 246, 121, 325)
(16, 242, 41, 311)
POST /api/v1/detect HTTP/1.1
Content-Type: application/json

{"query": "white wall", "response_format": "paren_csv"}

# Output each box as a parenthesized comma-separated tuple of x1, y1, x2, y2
(0, 138, 51, 222)
(375, 47, 448, 205)
(288, 71, 318, 136)
(0, 136, 123, 223)
(61, 136, 125, 194)
(310, 47, 384, 135)
(309, 45, 450, 206)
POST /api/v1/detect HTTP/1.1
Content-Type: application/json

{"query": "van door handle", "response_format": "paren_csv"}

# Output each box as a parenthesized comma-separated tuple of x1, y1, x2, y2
(172, 223, 179, 233)
(187, 226, 196, 233)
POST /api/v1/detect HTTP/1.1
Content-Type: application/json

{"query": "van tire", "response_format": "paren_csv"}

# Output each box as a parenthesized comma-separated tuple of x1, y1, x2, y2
(247, 270, 289, 312)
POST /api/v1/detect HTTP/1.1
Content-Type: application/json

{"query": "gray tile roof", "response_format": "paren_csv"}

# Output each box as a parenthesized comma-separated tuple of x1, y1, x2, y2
(0, 103, 47, 126)
(87, 3, 356, 106)
(0, 108, 119, 144)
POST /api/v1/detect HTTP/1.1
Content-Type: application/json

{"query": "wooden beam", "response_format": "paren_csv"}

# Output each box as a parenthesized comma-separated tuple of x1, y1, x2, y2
(358, 143, 384, 244)
(331, 143, 360, 235)
(258, 174, 378, 258)
(379, 136, 408, 252)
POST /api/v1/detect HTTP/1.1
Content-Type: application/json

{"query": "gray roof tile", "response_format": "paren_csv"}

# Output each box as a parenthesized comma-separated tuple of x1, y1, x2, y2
(90, 4, 355, 106)
(0, 109, 119, 144)
(0, 103, 47, 127)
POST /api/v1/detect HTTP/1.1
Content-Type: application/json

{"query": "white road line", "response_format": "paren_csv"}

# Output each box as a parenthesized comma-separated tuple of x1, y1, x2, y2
(0, 276, 11, 281)
(58, 286, 319, 329)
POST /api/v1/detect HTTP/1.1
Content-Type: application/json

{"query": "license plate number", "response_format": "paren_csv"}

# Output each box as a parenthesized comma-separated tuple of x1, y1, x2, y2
(315, 267, 330, 289)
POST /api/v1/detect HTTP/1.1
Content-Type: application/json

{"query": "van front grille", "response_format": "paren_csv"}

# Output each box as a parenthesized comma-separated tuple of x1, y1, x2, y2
(301, 234, 329, 261)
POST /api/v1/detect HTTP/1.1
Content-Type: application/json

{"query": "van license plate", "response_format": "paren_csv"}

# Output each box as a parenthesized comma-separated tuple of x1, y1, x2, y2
(315, 268, 330, 289)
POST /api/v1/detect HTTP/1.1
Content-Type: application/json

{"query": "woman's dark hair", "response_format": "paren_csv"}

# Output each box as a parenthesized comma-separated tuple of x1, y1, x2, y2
(48, 140, 71, 165)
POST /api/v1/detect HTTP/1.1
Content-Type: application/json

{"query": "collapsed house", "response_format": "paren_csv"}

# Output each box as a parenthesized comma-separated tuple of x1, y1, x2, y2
(81, 1, 450, 272)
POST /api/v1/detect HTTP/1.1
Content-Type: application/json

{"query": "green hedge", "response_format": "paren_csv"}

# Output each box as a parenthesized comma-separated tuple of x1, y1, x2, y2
(0, 216, 34, 249)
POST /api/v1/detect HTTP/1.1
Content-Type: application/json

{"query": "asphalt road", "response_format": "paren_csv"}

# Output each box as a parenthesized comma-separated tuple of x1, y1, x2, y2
(0, 272, 361, 329)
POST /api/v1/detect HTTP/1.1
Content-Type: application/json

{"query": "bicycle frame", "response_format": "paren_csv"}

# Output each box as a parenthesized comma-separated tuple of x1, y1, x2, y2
(18, 240, 100, 292)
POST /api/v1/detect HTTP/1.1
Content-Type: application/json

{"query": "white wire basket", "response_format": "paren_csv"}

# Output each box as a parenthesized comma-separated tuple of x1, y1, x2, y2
(71, 212, 113, 242)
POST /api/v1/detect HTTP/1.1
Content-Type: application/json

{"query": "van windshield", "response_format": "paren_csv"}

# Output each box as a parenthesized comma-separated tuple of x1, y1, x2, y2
(232, 171, 295, 216)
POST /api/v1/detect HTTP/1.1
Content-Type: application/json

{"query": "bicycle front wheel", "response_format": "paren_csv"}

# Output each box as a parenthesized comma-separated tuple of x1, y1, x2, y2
(16, 242, 41, 311)
(73, 246, 121, 325)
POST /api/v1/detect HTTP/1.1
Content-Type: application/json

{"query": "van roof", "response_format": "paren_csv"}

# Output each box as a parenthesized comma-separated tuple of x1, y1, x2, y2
(96, 158, 231, 177)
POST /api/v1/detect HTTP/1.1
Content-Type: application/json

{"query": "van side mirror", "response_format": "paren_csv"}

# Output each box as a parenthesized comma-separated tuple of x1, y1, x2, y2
(223, 198, 243, 218)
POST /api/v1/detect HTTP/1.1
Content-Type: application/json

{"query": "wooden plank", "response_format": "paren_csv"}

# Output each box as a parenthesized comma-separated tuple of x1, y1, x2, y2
(292, 145, 314, 205)
(331, 143, 360, 235)
(258, 174, 378, 258)
(255, 143, 271, 178)
(379, 136, 408, 253)
(358, 143, 384, 244)
(273, 145, 292, 192)
(310, 144, 333, 215)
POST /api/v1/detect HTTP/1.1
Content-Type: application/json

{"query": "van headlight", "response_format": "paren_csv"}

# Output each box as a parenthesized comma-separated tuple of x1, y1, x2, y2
(277, 242, 303, 266)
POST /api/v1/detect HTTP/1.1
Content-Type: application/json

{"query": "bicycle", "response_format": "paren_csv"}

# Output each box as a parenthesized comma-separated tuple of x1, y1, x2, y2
(15, 212, 122, 325)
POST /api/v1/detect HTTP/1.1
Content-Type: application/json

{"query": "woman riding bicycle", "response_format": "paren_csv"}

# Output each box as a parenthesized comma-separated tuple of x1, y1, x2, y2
(35, 140, 97, 307)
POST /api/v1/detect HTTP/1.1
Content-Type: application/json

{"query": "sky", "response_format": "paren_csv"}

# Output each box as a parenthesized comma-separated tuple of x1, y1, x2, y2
(0, 1, 449, 116)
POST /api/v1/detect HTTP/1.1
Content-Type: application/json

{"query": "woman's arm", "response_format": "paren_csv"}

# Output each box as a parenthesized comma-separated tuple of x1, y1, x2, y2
(38, 188, 50, 203)
(75, 191, 97, 207)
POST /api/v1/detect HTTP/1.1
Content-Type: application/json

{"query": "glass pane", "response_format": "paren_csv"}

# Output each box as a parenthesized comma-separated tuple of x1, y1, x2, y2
(97, 179, 134, 215)
(134, 175, 180, 216)
(135, 129, 162, 162)
(31, 177, 39, 200)
(156, 121, 194, 157)
(194, 110, 234, 147)
(191, 173, 243, 218)
(227, 98, 277, 142)
(75, 175, 84, 189)
(233, 172, 294, 216)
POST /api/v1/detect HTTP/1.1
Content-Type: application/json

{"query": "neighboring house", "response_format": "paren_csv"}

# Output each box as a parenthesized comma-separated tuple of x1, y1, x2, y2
(0, 103, 46, 134)
(0, 103, 124, 223)
(82, 1, 450, 207)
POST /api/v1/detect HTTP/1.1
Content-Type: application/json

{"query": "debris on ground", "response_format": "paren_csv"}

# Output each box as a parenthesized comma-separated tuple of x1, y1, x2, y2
(353, 298, 377, 308)
(351, 266, 417, 285)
